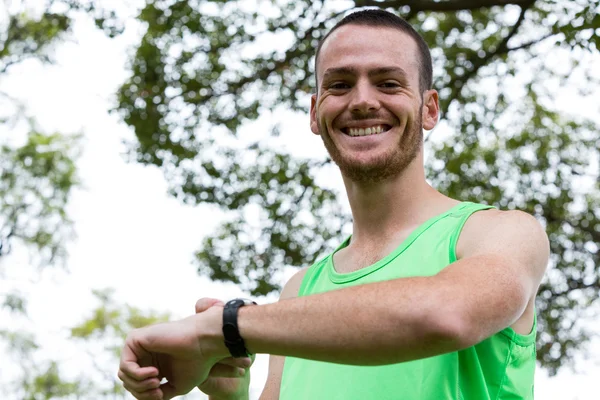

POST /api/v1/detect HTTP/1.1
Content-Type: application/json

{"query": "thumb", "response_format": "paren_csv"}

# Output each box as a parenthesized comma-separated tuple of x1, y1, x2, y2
(195, 297, 224, 314)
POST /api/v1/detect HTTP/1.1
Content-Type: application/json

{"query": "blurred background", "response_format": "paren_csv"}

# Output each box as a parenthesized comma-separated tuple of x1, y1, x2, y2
(0, 0, 598, 398)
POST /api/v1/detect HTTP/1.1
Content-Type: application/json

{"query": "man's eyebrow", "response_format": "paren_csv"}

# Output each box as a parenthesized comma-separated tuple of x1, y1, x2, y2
(367, 67, 409, 78)
(322, 67, 358, 81)
(321, 66, 409, 81)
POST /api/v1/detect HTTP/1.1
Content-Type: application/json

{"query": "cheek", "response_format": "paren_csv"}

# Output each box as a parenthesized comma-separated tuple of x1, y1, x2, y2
(316, 96, 329, 116)
(318, 96, 345, 124)
(382, 101, 418, 126)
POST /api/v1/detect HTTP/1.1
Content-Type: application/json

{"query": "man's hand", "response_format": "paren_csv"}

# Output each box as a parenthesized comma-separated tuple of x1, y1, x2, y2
(195, 298, 253, 400)
(117, 304, 232, 400)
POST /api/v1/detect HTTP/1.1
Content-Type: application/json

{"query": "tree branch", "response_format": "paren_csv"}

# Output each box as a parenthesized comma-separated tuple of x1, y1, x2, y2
(225, 17, 329, 96)
(465, 5, 527, 79)
(354, 0, 537, 12)
(506, 32, 555, 52)
(0, 15, 18, 58)
(446, 3, 531, 106)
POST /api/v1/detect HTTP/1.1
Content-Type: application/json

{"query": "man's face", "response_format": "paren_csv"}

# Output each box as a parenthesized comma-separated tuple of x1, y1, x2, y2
(310, 25, 437, 183)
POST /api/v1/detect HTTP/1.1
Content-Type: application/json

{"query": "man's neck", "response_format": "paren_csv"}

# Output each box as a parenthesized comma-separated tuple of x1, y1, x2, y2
(341, 157, 454, 246)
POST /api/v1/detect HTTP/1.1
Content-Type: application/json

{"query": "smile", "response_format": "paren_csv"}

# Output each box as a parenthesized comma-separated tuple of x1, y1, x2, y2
(342, 125, 391, 137)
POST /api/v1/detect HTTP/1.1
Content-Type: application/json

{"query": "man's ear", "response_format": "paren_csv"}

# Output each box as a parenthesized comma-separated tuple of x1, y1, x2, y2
(310, 94, 320, 135)
(422, 89, 439, 131)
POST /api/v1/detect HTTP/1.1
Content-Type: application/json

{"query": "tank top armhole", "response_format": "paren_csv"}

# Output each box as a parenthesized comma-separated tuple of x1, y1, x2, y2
(298, 235, 352, 296)
(499, 309, 538, 346)
(296, 265, 314, 297)
(297, 255, 330, 297)
(448, 203, 496, 263)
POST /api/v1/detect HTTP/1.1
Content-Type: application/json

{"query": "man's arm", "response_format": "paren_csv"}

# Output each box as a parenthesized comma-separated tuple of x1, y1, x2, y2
(227, 210, 549, 365)
(259, 268, 308, 400)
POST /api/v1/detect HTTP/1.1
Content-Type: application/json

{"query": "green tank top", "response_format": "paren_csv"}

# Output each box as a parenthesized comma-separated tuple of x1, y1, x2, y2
(279, 202, 537, 400)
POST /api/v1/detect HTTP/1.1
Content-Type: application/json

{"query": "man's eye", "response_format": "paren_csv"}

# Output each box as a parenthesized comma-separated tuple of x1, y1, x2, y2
(329, 82, 350, 90)
(379, 82, 400, 88)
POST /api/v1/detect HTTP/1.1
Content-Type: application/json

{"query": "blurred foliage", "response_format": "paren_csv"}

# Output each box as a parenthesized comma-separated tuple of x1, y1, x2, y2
(71, 288, 170, 346)
(0, 131, 80, 267)
(0, 1, 119, 398)
(0, 0, 92, 267)
(116, 0, 600, 375)
(68, 288, 171, 398)
(0, 329, 89, 399)
(1, 6, 82, 393)
(0, 290, 169, 399)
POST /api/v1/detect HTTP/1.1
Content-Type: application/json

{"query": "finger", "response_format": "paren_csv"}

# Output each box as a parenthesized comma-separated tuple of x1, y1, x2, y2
(207, 363, 247, 378)
(119, 340, 159, 380)
(119, 361, 159, 380)
(118, 370, 161, 392)
(216, 356, 253, 369)
(195, 297, 224, 313)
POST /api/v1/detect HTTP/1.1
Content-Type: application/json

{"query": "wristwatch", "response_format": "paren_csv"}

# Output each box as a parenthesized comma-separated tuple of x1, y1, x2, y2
(222, 298, 257, 358)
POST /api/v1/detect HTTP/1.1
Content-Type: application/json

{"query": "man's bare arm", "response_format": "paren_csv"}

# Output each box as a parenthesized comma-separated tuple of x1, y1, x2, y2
(235, 210, 548, 365)
(117, 210, 548, 400)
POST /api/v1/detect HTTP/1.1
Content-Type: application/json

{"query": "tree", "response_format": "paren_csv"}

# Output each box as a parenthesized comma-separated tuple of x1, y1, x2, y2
(0, 289, 170, 399)
(0, 325, 88, 400)
(69, 289, 171, 398)
(1, 0, 79, 280)
(115, 0, 600, 375)
(0, 1, 122, 398)
(0, 0, 122, 275)
(0, 10, 82, 395)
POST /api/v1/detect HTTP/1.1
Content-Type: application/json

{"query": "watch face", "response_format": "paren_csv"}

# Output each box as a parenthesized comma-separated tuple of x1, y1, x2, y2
(226, 299, 243, 307)
(227, 298, 255, 307)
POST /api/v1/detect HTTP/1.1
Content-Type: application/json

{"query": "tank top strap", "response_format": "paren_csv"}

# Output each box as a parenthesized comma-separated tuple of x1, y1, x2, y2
(448, 202, 496, 263)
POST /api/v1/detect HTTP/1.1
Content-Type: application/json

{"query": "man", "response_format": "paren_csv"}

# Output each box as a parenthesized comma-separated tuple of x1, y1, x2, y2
(118, 9, 549, 400)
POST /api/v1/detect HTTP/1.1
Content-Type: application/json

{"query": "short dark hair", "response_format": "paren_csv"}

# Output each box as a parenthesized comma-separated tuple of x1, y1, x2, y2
(315, 9, 433, 93)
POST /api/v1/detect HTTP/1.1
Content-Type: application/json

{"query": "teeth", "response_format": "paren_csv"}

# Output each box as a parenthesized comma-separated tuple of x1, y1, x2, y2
(348, 125, 386, 137)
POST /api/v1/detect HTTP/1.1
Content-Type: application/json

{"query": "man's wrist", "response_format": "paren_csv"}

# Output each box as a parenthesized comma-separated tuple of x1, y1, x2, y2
(197, 305, 230, 359)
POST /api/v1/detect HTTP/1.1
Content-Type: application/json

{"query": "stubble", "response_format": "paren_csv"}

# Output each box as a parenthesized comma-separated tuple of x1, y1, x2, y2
(318, 112, 423, 184)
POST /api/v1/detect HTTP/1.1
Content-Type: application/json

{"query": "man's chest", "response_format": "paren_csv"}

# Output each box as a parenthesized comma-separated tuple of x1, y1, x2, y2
(332, 232, 415, 274)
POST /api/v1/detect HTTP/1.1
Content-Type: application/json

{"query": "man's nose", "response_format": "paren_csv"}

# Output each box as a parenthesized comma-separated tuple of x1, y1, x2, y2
(349, 81, 380, 115)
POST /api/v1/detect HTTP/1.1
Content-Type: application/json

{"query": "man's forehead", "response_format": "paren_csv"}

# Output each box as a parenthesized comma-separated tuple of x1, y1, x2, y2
(316, 24, 420, 77)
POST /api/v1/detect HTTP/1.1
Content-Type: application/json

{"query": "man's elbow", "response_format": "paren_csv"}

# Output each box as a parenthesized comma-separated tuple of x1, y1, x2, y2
(428, 311, 475, 351)
(436, 302, 528, 349)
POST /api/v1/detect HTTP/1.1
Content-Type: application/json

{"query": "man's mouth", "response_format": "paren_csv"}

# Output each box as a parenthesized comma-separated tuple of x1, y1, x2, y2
(341, 124, 392, 137)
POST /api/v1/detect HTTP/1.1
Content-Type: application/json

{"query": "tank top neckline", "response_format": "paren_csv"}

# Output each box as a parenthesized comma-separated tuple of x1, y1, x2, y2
(327, 201, 476, 283)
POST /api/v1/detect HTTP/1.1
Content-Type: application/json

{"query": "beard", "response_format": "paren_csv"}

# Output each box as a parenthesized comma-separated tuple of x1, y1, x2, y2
(318, 113, 423, 184)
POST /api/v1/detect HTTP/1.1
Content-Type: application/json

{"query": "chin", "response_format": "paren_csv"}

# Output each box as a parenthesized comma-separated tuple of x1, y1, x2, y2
(335, 148, 420, 183)
(337, 160, 402, 183)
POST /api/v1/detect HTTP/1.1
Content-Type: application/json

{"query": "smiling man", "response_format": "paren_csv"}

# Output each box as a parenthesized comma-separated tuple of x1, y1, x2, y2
(118, 9, 549, 400)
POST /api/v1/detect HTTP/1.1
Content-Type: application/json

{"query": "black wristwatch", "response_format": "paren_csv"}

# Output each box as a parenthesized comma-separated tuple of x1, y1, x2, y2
(222, 298, 257, 358)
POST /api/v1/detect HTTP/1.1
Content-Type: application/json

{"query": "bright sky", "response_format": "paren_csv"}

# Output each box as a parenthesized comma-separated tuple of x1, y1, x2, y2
(1, 5, 598, 400)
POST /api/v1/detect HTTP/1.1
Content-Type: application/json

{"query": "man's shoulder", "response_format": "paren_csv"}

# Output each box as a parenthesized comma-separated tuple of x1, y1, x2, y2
(462, 208, 542, 235)
(457, 208, 549, 263)
(455, 207, 549, 311)
(280, 267, 310, 300)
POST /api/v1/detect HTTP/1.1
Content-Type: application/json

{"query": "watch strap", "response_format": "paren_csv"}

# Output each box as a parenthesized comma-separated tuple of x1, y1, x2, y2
(222, 298, 256, 358)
